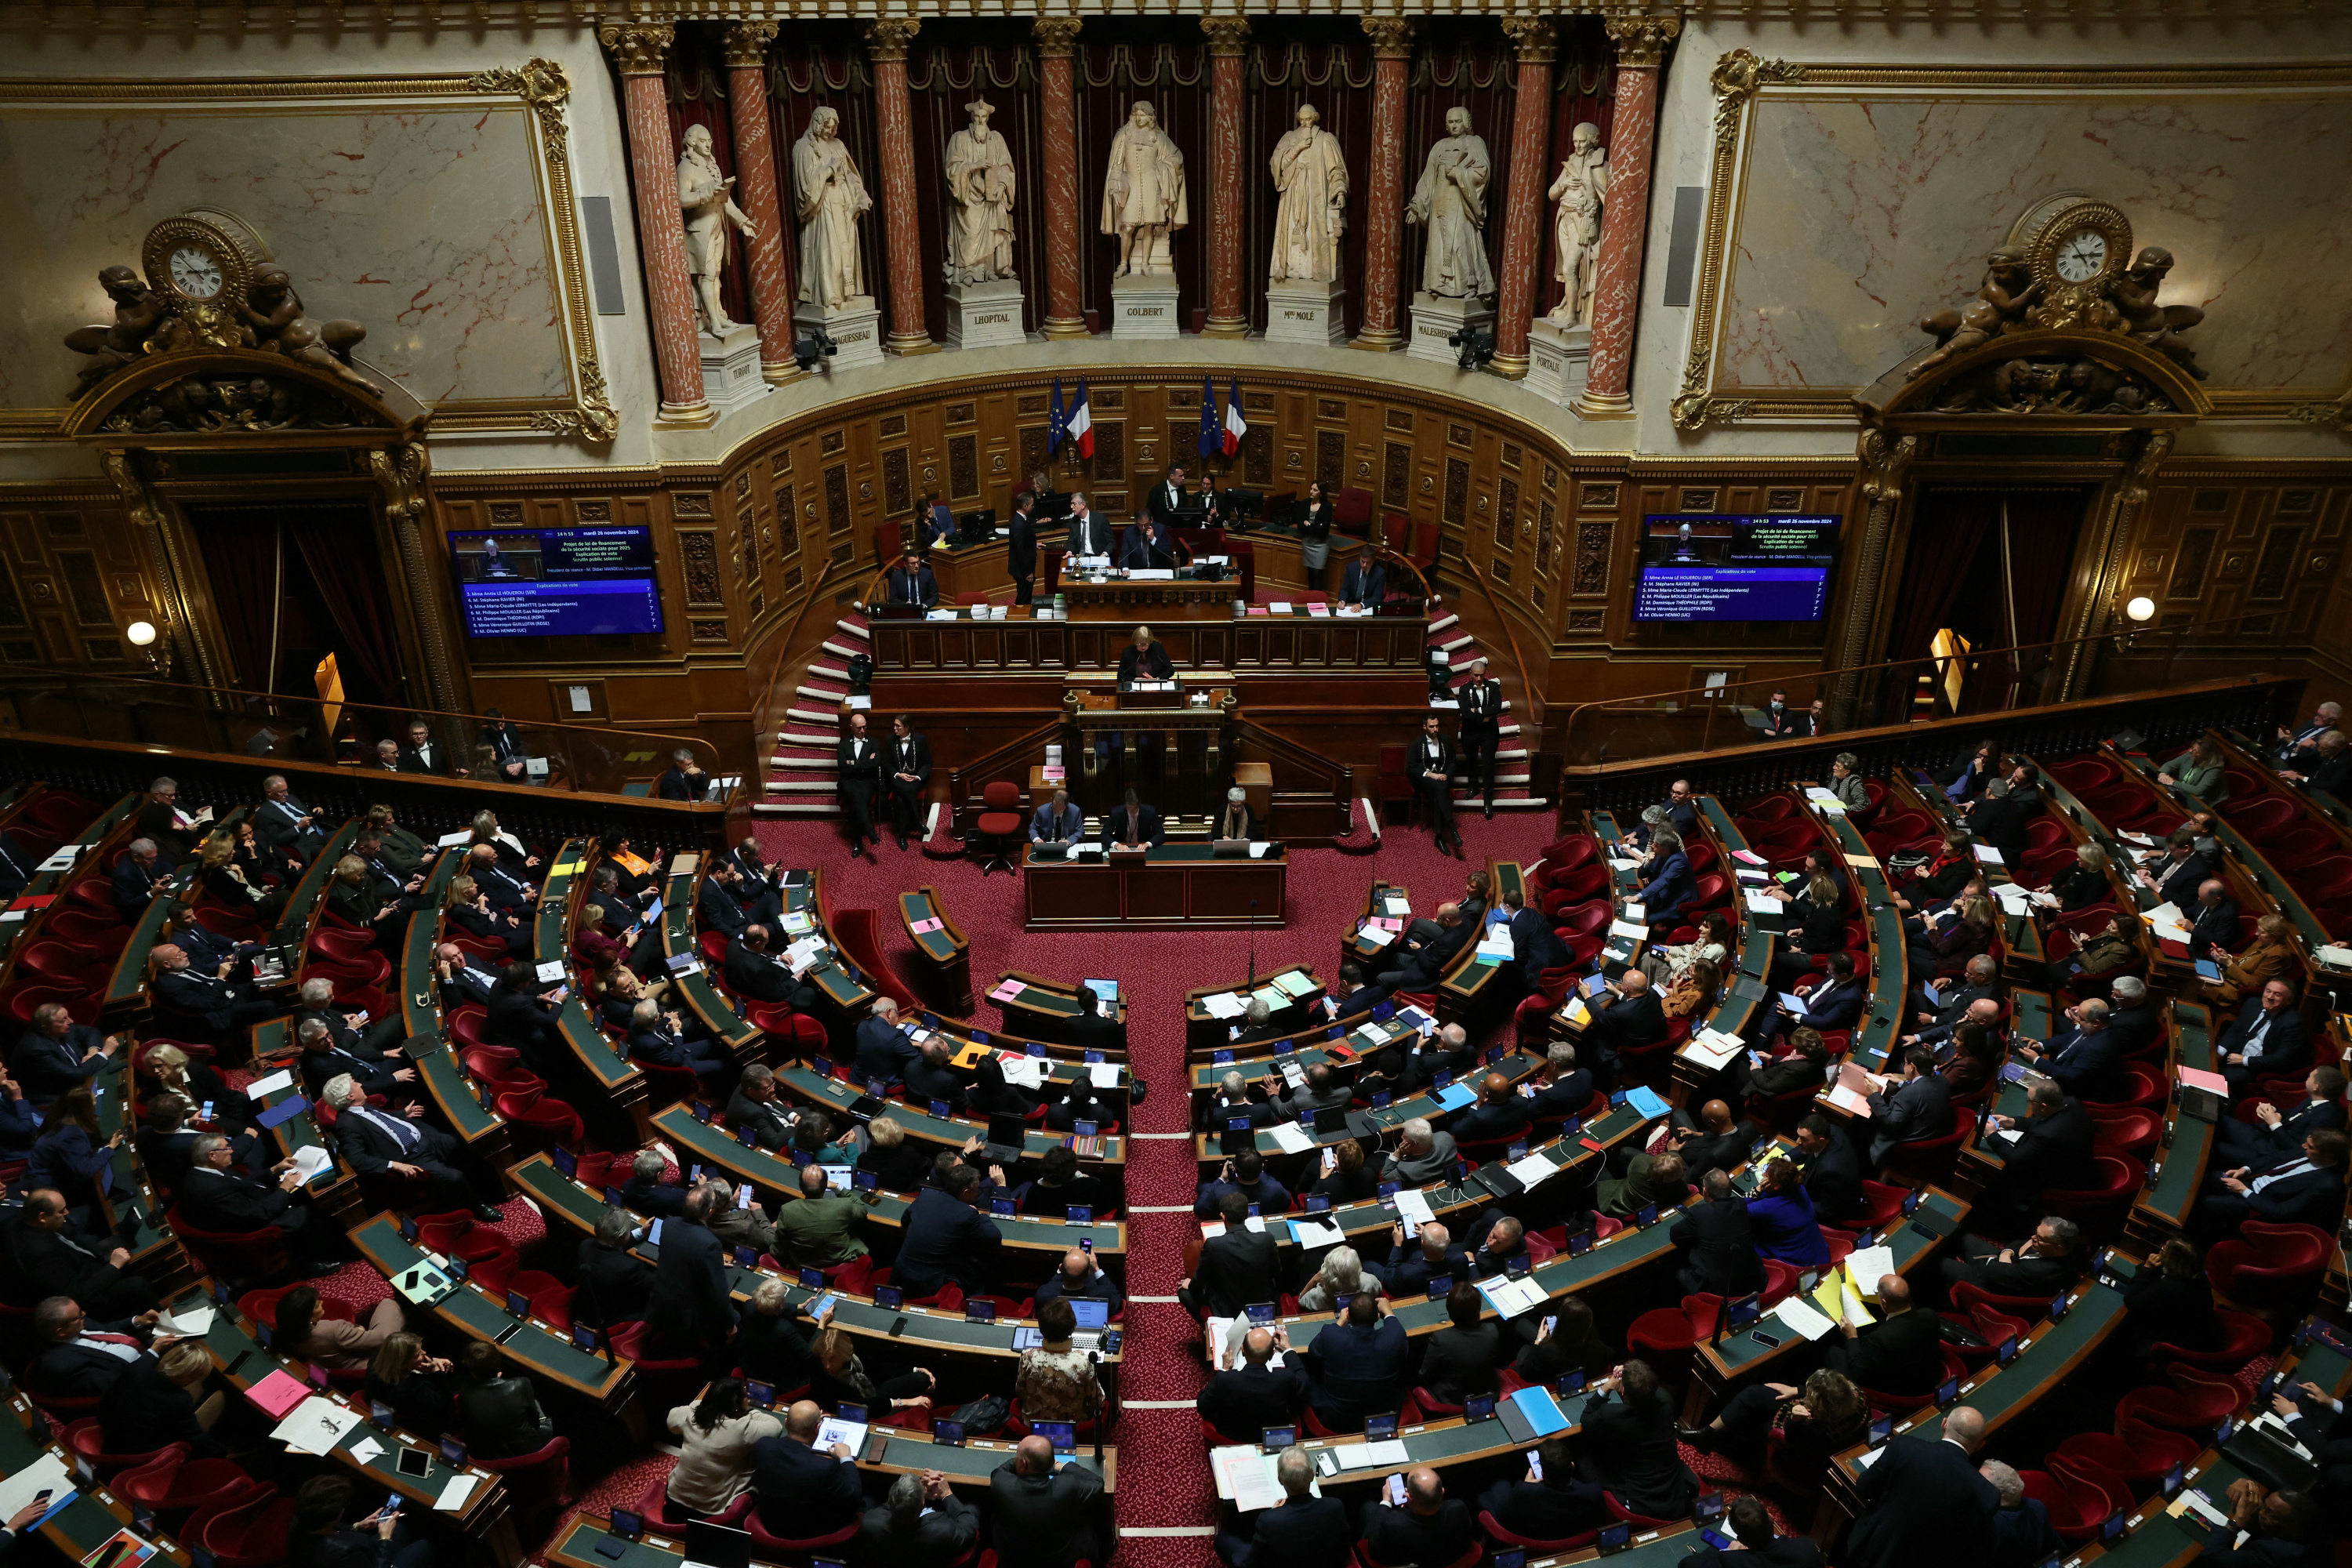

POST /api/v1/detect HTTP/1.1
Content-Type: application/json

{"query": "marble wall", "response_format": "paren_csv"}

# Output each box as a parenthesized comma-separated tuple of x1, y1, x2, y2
(0, 100, 571, 411)
(1718, 86, 2352, 395)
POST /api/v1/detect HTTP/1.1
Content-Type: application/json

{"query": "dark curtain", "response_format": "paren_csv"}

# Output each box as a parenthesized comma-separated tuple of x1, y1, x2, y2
(190, 510, 285, 694)
(1879, 489, 2000, 723)
(1991, 489, 2089, 710)
(291, 508, 404, 707)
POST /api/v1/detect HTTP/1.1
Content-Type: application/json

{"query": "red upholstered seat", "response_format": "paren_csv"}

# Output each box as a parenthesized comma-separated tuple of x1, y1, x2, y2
(972, 780, 1025, 876)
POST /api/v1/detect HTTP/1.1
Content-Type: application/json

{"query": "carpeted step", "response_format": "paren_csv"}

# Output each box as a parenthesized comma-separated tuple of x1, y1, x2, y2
(779, 729, 837, 748)
(1428, 612, 1459, 636)
(795, 683, 849, 702)
(808, 662, 851, 683)
(786, 705, 840, 725)
(820, 640, 863, 659)
(751, 800, 841, 816)
(770, 753, 837, 771)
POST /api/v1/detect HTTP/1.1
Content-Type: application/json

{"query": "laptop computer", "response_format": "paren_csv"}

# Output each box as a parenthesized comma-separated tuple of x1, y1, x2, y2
(982, 1112, 1029, 1166)
(682, 1520, 756, 1568)
(1212, 838, 1250, 858)
(1030, 841, 1072, 861)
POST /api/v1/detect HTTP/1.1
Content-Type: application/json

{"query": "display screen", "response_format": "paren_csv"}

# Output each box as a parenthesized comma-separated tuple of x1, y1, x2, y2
(450, 528, 663, 637)
(1631, 514, 1840, 622)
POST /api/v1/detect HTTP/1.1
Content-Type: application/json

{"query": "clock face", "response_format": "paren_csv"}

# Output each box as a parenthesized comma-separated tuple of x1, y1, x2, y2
(2053, 227, 2109, 283)
(168, 244, 225, 300)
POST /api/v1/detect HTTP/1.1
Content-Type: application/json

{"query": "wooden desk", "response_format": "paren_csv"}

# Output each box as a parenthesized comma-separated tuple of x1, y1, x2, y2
(774, 1063, 1126, 1168)
(1023, 842, 1286, 930)
(1437, 858, 1526, 1029)
(658, 858, 764, 1056)
(2126, 1001, 2217, 1251)
(1062, 575, 1234, 614)
(992, 968, 1127, 1048)
(898, 884, 974, 1014)
(1192, 1040, 1538, 1163)
(1186, 964, 1323, 1054)
(536, 838, 652, 1141)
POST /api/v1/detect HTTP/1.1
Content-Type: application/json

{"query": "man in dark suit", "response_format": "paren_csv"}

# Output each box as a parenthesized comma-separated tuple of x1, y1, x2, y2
(852, 998, 920, 1084)
(1064, 494, 1110, 557)
(1195, 1150, 1291, 1218)
(1581, 970, 1669, 1092)
(1670, 1099, 1763, 1182)
(400, 718, 466, 778)
(2104, 975, 2161, 1056)
(134, 1098, 204, 1198)
(2198, 1129, 2350, 1236)
(1824, 1274, 1944, 1397)
(254, 774, 329, 861)
(1339, 546, 1387, 610)
(2185, 879, 2243, 961)
(989, 1436, 1104, 1568)
(1145, 466, 1190, 529)
(1977, 1083, 2097, 1229)
(1864, 1047, 1955, 1167)
(1197, 1324, 1309, 1445)
(1068, 987, 1123, 1056)
(11, 1003, 119, 1106)
(2217, 1065, 2347, 1166)
(24, 1294, 158, 1398)
(1374, 902, 1473, 993)
(724, 927, 817, 1012)
(1031, 1247, 1123, 1316)
(1766, 953, 1867, 1049)
(2136, 832, 2216, 908)
(7, 1191, 153, 1317)
(618, 1150, 691, 1218)
(1965, 779, 2037, 866)
(1118, 514, 1185, 570)
(883, 713, 931, 851)
(2015, 998, 2126, 1104)
(1635, 780, 1702, 848)
(1760, 691, 1811, 742)
(902, 1040, 967, 1112)
(1007, 492, 1040, 606)
(645, 1184, 735, 1356)
(695, 861, 751, 941)
(722, 1067, 798, 1152)
(1410, 714, 1461, 857)
(1477, 1437, 1605, 1545)
(1685, 1496, 1823, 1568)
(1844, 1406, 2000, 1568)
(1907, 954, 2000, 1037)
(626, 999, 731, 1086)
(1221, 1445, 1350, 1568)
(860, 1472, 978, 1564)
(1451, 1072, 1533, 1146)
(1180, 1189, 1279, 1320)
(112, 837, 164, 921)
(1362, 1467, 1474, 1568)
(837, 711, 883, 854)
(655, 749, 708, 801)
(1029, 789, 1084, 844)
(1982, 1461, 2060, 1568)
(2194, 1482, 2327, 1568)
(1792, 1114, 1864, 1226)
(1940, 1214, 2085, 1298)
(895, 1163, 999, 1297)
(1456, 658, 1503, 817)
(179, 1134, 343, 1275)
(1302, 1293, 1410, 1432)
(884, 550, 938, 609)
(1100, 788, 1163, 849)
(753, 1398, 869, 1537)
(1116, 624, 1174, 684)
(151, 944, 273, 1034)
(1503, 888, 1569, 989)
(318, 1076, 501, 1222)
(1526, 1043, 1595, 1121)
(2216, 979, 2311, 1095)
(1670, 1169, 1767, 1297)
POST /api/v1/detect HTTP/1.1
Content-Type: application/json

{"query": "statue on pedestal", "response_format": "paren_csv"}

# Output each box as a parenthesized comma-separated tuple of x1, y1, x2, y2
(1268, 103, 1348, 284)
(944, 100, 1018, 285)
(1405, 106, 1494, 299)
(1101, 101, 1188, 278)
(677, 124, 757, 336)
(793, 107, 872, 310)
(1546, 122, 1606, 327)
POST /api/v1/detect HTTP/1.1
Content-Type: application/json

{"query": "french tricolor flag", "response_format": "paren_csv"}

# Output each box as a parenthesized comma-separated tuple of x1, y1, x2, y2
(1067, 380, 1094, 459)
(1223, 378, 1247, 458)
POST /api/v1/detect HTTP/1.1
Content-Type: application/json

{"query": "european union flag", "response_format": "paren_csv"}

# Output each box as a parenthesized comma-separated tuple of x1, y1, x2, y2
(1197, 376, 1220, 457)
(1047, 379, 1068, 455)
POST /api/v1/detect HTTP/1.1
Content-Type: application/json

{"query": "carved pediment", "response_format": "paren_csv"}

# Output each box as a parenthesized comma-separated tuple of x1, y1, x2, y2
(63, 347, 430, 445)
(1856, 328, 2211, 429)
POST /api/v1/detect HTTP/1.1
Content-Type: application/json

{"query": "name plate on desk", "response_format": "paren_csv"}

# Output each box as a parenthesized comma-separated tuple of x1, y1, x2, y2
(1108, 844, 1149, 860)
(1116, 684, 1185, 707)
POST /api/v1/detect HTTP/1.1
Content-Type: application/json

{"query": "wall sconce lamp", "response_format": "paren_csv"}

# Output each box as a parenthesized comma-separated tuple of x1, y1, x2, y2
(125, 619, 170, 677)
(2125, 597, 2155, 623)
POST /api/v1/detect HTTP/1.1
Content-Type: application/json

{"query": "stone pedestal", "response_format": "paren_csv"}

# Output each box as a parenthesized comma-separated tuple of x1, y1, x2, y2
(1264, 278, 1348, 347)
(1109, 270, 1182, 339)
(793, 296, 885, 373)
(944, 279, 1029, 350)
(698, 323, 771, 414)
(1406, 291, 1496, 368)
(1527, 320, 1592, 405)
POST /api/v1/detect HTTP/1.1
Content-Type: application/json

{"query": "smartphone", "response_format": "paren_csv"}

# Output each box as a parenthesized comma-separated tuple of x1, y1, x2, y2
(1751, 1330, 1785, 1349)
(384, 1492, 404, 1519)
(888, 1316, 909, 1337)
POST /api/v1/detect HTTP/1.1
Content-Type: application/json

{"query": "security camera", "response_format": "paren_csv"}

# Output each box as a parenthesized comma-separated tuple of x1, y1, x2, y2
(1447, 323, 1497, 372)
(792, 330, 838, 372)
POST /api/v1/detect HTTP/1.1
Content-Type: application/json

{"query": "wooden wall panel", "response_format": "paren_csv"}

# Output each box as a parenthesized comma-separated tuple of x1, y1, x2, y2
(0, 492, 154, 673)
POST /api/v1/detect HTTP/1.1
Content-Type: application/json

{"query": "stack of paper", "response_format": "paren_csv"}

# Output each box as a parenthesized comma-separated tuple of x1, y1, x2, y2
(1735, 867, 1770, 884)
(158, 1301, 216, 1338)
(987, 978, 1028, 1003)
(1773, 1294, 1836, 1341)
(1383, 894, 1412, 916)
(2315, 943, 2352, 969)
(1272, 971, 1318, 999)
(1357, 925, 1397, 948)
(1202, 992, 1247, 1019)
(1338, 1439, 1413, 1470)
(1809, 1265, 1875, 1327)
(1212, 1447, 1291, 1512)
(1847, 1246, 1896, 1291)
(289, 1145, 335, 1184)
(1476, 1274, 1549, 1318)
(1744, 888, 1783, 913)
(1250, 985, 1288, 1011)
(1506, 1152, 1557, 1191)
(996, 1055, 1048, 1089)
(1682, 1029, 1744, 1069)
(1392, 1188, 1436, 1228)
(1089, 1062, 1121, 1089)
(1558, 996, 1591, 1028)
(1290, 1217, 1347, 1248)
(1608, 917, 1650, 942)
(1732, 849, 1767, 866)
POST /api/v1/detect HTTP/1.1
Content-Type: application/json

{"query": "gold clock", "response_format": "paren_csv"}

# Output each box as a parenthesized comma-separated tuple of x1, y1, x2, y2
(2009, 193, 2133, 296)
(140, 209, 270, 310)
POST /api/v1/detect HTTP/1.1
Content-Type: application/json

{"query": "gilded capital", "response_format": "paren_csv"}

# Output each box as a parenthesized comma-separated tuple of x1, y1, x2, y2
(1201, 16, 1251, 56)
(723, 20, 777, 70)
(1604, 14, 1681, 70)
(866, 18, 920, 64)
(1500, 16, 1556, 66)
(1031, 16, 1083, 58)
(597, 22, 672, 77)
(1361, 16, 1417, 60)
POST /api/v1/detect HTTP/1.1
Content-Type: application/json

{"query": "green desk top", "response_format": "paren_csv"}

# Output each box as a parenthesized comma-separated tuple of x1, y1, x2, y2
(105, 811, 248, 1009)
(415, 1036, 502, 1144)
(778, 1064, 1126, 1165)
(2139, 1004, 2216, 1228)
(0, 793, 136, 964)
(1439, 862, 1524, 1004)
(1195, 1038, 1538, 1160)
(1243, 1402, 1597, 1488)
(647, 1108, 1126, 1254)
(350, 1214, 630, 1398)
(1187, 1008, 1428, 1091)
(244, 1039, 343, 1192)
(653, 865, 765, 1050)
(900, 889, 963, 964)
(397, 852, 466, 1039)
(1188, 965, 1323, 1020)
(1, 1394, 169, 1560)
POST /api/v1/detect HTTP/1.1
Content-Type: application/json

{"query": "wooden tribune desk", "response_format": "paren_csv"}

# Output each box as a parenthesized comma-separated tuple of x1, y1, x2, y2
(1023, 843, 1286, 931)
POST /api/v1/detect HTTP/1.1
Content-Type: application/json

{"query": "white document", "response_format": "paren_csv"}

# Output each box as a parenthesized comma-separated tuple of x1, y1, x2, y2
(534, 960, 566, 984)
(1773, 1295, 1837, 1341)
(1203, 992, 1247, 1019)
(1383, 895, 1412, 916)
(350, 1437, 385, 1465)
(246, 1069, 295, 1098)
(0, 1453, 73, 1520)
(815, 1417, 870, 1454)
(1477, 1274, 1549, 1318)
(1392, 1187, 1436, 1226)
(1349, 1439, 1413, 1470)
(2142, 900, 2186, 927)
(1090, 1062, 1122, 1090)
(1608, 918, 1650, 942)
(1973, 844, 2004, 864)
(2176, 1491, 2232, 1529)
(1249, 843, 1272, 859)
(997, 1055, 1048, 1089)
(1853, 1446, 1885, 1470)
(1506, 1152, 1557, 1191)
(435, 829, 473, 848)
(434, 1473, 481, 1512)
(1269, 601, 1294, 615)
(1608, 856, 1642, 873)
(274, 1396, 365, 1456)
(1475, 937, 1515, 961)
(290, 1145, 336, 1183)
(2318, 943, 2352, 969)
(1802, 787, 1841, 806)
(38, 847, 79, 871)
(1358, 925, 1396, 949)
(1290, 1218, 1347, 1248)
(1622, 902, 1646, 922)
(1268, 1121, 1315, 1155)
(924, 608, 959, 621)
(1560, 996, 1591, 1028)
(1846, 1246, 1897, 1292)
(1682, 1031, 1744, 1069)
(1213, 1446, 1288, 1512)
(1736, 867, 1769, 884)
(1744, 889, 1782, 913)
(158, 1302, 216, 1338)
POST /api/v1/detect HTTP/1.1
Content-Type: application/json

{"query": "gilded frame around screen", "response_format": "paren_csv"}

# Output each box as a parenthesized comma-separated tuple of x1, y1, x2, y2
(0, 59, 615, 444)
(1673, 57, 2352, 432)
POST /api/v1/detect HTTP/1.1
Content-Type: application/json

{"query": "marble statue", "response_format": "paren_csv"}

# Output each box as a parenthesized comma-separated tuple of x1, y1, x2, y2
(1268, 103, 1348, 284)
(1100, 100, 1189, 278)
(793, 107, 873, 310)
(677, 124, 757, 336)
(1545, 122, 1606, 327)
(943, 100, 1018, 285)
(1405, 107, 1494, 299)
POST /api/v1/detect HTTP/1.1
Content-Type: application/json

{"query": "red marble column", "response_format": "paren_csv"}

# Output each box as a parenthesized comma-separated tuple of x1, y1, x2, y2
(1200, 17, 1250, 339)
(1490, 18, 1556, 379)
(1352, 17, 1416, 352)
(866, 20, 936, 356)
(600, 22, 707, 418)
(1033, 18, 1087, 339)
(723, 21, 798, 383)
(1578, 16, 1679, 417)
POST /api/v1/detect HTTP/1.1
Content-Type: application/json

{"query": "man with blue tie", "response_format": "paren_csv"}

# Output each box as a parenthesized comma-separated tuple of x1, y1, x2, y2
(1339, 546, 1386, 610)
(1029, 789, 1083, 844)
(2271, 701, 2342, 765)
(2215, 978, 2311, 1095)
(2014, 996, 2125, 1103)
(920, 494, 960, 551)
(318, 1073, 502, 1221)
(885, 550, 938, 608)
(111, 838, 165, 921)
